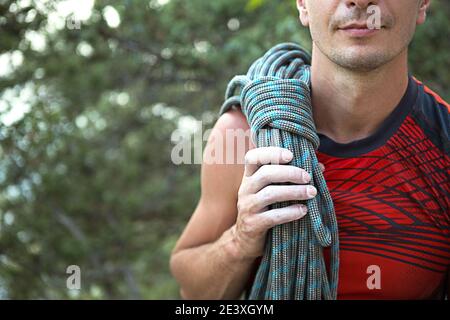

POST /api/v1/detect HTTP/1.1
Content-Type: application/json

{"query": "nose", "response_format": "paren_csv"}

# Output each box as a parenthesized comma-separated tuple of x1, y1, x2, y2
(345, 0, 378, 9)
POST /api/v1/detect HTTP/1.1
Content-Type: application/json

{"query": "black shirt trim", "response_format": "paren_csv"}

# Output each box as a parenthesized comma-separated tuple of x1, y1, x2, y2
(317, 76, 418, 158)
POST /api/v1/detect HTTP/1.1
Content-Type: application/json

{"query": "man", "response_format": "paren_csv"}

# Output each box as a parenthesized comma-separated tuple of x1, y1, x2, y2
(170, 0, 449, 299)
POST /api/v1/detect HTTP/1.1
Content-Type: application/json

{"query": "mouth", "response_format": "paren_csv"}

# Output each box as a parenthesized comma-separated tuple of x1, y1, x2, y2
(338, 22, 383, 37)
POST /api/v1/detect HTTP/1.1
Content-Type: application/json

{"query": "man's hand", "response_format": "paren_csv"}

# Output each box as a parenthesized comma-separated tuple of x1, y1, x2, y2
(228, 147, 323, 260)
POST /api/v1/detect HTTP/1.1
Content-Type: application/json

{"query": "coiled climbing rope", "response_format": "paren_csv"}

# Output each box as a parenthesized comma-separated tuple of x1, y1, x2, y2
(219, 42, 339, 300)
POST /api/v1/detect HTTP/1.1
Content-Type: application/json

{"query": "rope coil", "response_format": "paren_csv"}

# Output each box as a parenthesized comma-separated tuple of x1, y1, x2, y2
(220, 42, 339, 300)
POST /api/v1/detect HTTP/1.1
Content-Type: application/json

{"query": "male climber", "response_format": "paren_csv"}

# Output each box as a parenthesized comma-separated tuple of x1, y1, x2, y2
(170, 0, 450, 299)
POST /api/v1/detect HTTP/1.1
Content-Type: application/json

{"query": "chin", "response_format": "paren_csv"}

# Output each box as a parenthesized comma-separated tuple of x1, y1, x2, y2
(330, 47, 392, 72)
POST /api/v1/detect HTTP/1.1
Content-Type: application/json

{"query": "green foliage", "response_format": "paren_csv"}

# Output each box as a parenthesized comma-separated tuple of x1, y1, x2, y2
(410, 0, 450, 96)
(0, 0, 448, 299)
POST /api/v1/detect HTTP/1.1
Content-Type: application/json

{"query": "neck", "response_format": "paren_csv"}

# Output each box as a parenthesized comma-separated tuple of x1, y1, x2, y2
(310, 45, 409, 144)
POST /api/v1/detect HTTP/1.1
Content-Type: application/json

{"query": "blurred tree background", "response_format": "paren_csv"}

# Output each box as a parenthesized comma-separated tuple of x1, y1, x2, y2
(0, 0, 448, 299)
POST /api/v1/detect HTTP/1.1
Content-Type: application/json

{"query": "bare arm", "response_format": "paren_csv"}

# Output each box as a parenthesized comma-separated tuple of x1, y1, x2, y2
(170, 109, 318, 299)
(170, 224, 259, 299)
(170, 110, 257, 299)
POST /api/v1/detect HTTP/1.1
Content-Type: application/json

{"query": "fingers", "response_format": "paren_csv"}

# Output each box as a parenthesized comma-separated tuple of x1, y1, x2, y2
(244, 147, 293, 177)
(247, 165, 311, 193)
(241, 147, 326, 196)
(240, 185, 317, 214)
(259, 204, 308, 229)
(244, 147, 325, 178)
(235, 203, 308, 259)
(257, 185, 317, 210)
(234, 149, 326, 259)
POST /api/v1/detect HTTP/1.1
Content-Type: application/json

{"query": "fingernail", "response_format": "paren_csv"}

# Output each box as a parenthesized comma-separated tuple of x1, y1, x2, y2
(296, 204, 307, 216)
(307, 186, 317, 198)
(282, 150, 293, 162)
(303, 172, 311, 182)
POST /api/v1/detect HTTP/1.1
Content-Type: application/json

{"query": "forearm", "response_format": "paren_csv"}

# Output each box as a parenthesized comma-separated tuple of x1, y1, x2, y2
(170, 226, 258, 300)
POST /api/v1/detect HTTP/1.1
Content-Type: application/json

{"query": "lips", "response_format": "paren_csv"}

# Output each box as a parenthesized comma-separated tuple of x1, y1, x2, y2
(340, 22, 372, 30)
(338, 22, 381, 37)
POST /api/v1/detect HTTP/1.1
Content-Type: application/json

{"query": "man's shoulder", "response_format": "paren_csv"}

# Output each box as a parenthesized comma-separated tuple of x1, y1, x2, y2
(413, 78, 449, 114)
(409, 78, 449, 154)
(215, 106, 250, 133)
(212, 106, 255, 152)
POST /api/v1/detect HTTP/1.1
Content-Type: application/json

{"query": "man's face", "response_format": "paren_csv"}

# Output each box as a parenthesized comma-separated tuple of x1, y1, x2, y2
(297, 0, 429, 71)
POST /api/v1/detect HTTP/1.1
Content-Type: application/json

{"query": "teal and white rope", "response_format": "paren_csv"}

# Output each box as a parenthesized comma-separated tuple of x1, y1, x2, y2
(220, 42, 339, 300)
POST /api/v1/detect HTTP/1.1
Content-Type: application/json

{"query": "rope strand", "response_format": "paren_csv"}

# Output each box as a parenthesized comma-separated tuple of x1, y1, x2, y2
(220, 42, 339, 300)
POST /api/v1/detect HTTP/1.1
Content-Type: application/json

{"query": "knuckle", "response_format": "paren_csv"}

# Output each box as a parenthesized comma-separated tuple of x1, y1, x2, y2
(237, 182, 246, 198)
(299, 169, 310, 182)
(259, 186, 273, 204)
(240, 215, 256, 234)
(270, 211, 281, 224)
(244, 151, 254, 165)
(293, 204, 304, 214)
(297, 167, 305, 174)
(237, 199, 244, 214)
(237, 195, 251, 214)
(256, 165, 271, 185)
(245, 148, 262, 165)
(240, 214, 250, 228)
(264, 215, 277, 228)
(297, 186, 308, 199)
(286, 166, 297, 181)
(289, 204, 303, 217)
(244, 175, 256, 190)
(247, 197, 260, 213)
(257, 164, 268, 175)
